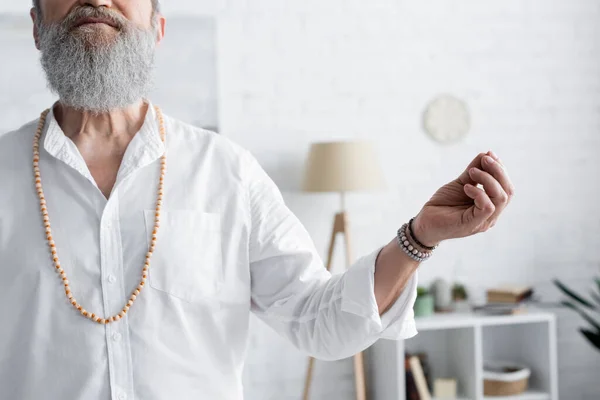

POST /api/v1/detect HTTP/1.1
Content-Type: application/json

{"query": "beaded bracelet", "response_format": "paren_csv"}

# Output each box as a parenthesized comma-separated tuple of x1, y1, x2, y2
(409, 217, 438, 251)
(396, 223, 434, 262)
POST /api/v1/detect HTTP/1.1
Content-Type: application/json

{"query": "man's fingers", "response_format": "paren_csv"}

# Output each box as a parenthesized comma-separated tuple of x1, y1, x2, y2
(457, 151, 512, 235)
(464, 184, 495, 224)
(468, 167, 506, 200)
(481, 155, 515, 197)
(457, 153, 486, 186)
(459, 151, 511, 188)
(488, 150, 507, 170)
(468, 167, 510, 229)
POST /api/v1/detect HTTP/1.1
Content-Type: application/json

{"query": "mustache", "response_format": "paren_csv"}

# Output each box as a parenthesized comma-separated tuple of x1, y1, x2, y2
(60, 7, 128, 31)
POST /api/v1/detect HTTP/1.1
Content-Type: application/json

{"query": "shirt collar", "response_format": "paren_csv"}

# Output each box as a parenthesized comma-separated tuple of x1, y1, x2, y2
(116, 102, 166, 181)
(41, 101, 166, 188)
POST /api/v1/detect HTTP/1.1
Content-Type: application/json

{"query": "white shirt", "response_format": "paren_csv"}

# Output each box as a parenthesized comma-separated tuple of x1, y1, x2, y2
(0, 103, 417, 400)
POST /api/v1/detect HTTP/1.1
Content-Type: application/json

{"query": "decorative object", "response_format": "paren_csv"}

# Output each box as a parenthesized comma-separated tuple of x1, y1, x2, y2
(300, 141, 386, 400)
(433, 378, 457, 399)
(483, 361, 531, 396)
(431, 278, 452, 312)
(33, 106, 167, 324)
(414, 287, 435, 317)
(553, 277, 600, 351)
(422, 94, 470, 144)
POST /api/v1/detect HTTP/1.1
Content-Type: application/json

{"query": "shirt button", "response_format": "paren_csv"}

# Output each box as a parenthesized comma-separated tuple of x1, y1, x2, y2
(117, 392, 127, 400)
(107, 274, 117, 284)
(112, 332, 122, 342)
(106, 221, 113, 229)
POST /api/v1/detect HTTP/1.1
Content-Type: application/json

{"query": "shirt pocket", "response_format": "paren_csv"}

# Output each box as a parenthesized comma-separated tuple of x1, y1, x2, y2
(143, 210, 223, 303)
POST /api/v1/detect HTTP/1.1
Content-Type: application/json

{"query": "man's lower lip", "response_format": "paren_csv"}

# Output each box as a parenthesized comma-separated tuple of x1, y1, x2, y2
(76, 22, 115, 28)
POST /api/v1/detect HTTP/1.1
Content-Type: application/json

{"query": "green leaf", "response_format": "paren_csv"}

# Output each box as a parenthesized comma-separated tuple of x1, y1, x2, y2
(553, 279, 596, 309)
(580, 328, 600, 352)
(562, 301, 600, 332)
(591, 291, 600, 308)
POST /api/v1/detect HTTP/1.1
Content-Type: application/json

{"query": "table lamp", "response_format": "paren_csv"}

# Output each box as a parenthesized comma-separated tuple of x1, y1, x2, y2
(300, 141, 386, 400)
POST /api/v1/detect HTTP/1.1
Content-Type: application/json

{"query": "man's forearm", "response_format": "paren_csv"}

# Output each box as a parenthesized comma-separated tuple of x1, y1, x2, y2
(374, 238, 420, 315)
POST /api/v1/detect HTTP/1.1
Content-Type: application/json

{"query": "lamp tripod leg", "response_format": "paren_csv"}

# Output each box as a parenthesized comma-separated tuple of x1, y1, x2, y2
(302, 211, 367, 400)
(302, 356, 316, 400)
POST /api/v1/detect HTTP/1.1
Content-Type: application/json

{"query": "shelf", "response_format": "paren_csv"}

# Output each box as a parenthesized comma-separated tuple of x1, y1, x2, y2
(414, 311, 554, 331)
(368, 310, 558, 400)
(483, 390, 550, 400)
(433, 390, 549, 400)
(433, 398, 470, 400)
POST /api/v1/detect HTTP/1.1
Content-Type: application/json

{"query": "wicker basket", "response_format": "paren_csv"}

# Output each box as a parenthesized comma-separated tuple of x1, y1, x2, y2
(483, 361, 530, 397)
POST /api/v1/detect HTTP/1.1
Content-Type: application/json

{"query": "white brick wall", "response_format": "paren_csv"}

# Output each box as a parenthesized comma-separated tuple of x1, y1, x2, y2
(216, 1, 600, 399)
(2, 1, 600, 399)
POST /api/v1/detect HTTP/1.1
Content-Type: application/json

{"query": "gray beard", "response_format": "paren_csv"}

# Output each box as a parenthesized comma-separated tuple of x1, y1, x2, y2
(37, 12, 157, 114)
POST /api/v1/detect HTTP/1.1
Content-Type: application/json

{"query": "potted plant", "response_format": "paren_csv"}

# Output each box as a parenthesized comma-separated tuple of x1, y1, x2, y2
(452, 283, 468, 301)
(414, 286, 435, 317)
(553, 277, 600, 352)
(452, 283, 470, 313)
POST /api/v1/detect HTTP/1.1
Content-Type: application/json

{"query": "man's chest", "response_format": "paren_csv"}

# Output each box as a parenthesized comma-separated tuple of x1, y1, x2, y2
(0, 159, 252, 311)
(89, 162, 121, 199)
(0, 169, 253, 400)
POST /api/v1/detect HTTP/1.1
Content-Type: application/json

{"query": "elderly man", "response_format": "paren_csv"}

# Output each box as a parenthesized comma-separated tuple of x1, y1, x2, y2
(0, 1, 514, 399)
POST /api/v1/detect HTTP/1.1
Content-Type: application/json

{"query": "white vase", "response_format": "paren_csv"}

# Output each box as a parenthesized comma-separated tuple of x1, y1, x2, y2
(432, 278, 452, 311)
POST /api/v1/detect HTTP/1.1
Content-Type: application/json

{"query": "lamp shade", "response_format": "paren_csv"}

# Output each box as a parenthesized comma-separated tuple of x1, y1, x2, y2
(301, 141, 386, 192)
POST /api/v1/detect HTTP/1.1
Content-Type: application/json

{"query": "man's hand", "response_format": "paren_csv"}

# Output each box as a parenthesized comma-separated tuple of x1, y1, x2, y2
(412, 150, 515, 247)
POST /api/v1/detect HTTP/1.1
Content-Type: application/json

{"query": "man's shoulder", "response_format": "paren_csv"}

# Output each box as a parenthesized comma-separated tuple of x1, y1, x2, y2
(163, 114, 252, 164)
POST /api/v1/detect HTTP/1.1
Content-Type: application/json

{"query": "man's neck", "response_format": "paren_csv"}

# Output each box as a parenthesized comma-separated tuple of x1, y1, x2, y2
(51, 100, 151, 199)
(53, 100, 149, 142)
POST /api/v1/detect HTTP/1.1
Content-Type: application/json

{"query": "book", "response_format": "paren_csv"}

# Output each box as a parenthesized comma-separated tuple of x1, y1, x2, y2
(409, 356, 432, 400)
(473, 302, 528, 315)
(405, 355, 420, 400)
(434, 378, 457, 398)
(415, 353, 432, 393)
(486, 285, 533, 303)
(405, 352, 432, 393)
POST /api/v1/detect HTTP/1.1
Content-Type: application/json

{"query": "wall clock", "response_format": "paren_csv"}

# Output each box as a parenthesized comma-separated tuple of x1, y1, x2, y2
(422, 95, 471, 144)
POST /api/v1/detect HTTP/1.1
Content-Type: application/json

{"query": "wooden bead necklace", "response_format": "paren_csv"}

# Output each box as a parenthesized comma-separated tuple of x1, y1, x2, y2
(33, 106, 167, 324)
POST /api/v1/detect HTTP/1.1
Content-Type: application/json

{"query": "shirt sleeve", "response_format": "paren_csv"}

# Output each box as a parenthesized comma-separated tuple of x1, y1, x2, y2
(243, 151, 418, 361)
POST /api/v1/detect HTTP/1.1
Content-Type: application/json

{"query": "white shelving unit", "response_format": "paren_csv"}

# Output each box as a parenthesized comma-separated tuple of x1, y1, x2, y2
(367, 311, 558, 400)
